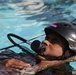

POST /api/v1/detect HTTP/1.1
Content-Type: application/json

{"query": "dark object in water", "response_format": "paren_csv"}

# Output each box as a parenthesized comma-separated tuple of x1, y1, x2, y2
(0, 66, 19, 75)
(0, 49, 76, 75)
(0, 49, 52, 75)
(0, 49, 36, 65)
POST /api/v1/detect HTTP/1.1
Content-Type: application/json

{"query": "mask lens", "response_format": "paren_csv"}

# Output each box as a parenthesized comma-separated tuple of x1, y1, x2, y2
(31, 40, 46, 54)
(40, 43, 46, 53)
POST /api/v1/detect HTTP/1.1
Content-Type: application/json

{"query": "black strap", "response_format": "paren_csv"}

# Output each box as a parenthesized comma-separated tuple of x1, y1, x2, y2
(7, 33, 35, 56)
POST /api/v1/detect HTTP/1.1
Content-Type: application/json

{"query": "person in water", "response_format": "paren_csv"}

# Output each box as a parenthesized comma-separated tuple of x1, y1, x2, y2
(30, 21, 76, 75)
(2, 21, 76, 75)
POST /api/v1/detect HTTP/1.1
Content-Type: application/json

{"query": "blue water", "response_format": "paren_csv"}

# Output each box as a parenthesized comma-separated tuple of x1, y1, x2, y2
(0, 0, 76, 70)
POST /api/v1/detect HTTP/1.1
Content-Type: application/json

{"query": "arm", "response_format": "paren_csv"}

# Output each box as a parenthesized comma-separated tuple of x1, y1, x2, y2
(34, 55, 76, 72)
(20, 55, 76, 75)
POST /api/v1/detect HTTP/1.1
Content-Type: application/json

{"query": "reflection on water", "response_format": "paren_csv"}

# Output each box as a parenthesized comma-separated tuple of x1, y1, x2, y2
(5, 0, 76, 22)
(0, 0, 76, 21)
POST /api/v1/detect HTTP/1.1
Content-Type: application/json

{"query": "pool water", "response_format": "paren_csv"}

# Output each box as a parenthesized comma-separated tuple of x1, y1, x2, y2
(0, 0, 76, 70)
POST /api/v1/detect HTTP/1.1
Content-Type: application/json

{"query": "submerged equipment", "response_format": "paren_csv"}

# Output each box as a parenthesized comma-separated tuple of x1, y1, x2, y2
(7, 33, 33, 55)
(0, 34, 45, 50)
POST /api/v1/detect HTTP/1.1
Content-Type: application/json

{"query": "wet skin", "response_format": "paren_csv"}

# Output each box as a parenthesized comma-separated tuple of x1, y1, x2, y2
(37, 33, 67, 57)
(40, 40, 63, 57)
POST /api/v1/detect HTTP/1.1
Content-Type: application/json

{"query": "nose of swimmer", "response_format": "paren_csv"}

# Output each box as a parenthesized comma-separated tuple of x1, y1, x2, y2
(43, 40, 50, 46)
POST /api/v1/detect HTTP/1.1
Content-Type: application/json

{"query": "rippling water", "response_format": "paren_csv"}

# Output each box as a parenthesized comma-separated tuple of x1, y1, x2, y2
(0, 0, 76, 69)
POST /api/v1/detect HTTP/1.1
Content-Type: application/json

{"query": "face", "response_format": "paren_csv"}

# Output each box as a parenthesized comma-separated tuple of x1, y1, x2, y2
(40, 34, 66, 57)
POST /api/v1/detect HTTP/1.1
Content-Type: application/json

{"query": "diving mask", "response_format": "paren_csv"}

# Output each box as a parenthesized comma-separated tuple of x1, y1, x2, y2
(31, 40, 46, 54)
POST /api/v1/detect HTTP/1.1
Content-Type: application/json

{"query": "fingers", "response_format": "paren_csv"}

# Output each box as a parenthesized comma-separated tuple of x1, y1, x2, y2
(5, 58, 31, 69)
(10, 64, 30, 69)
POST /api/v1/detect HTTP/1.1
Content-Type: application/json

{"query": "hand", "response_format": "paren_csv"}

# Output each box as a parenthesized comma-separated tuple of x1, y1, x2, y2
(5, 58, 31, 69)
